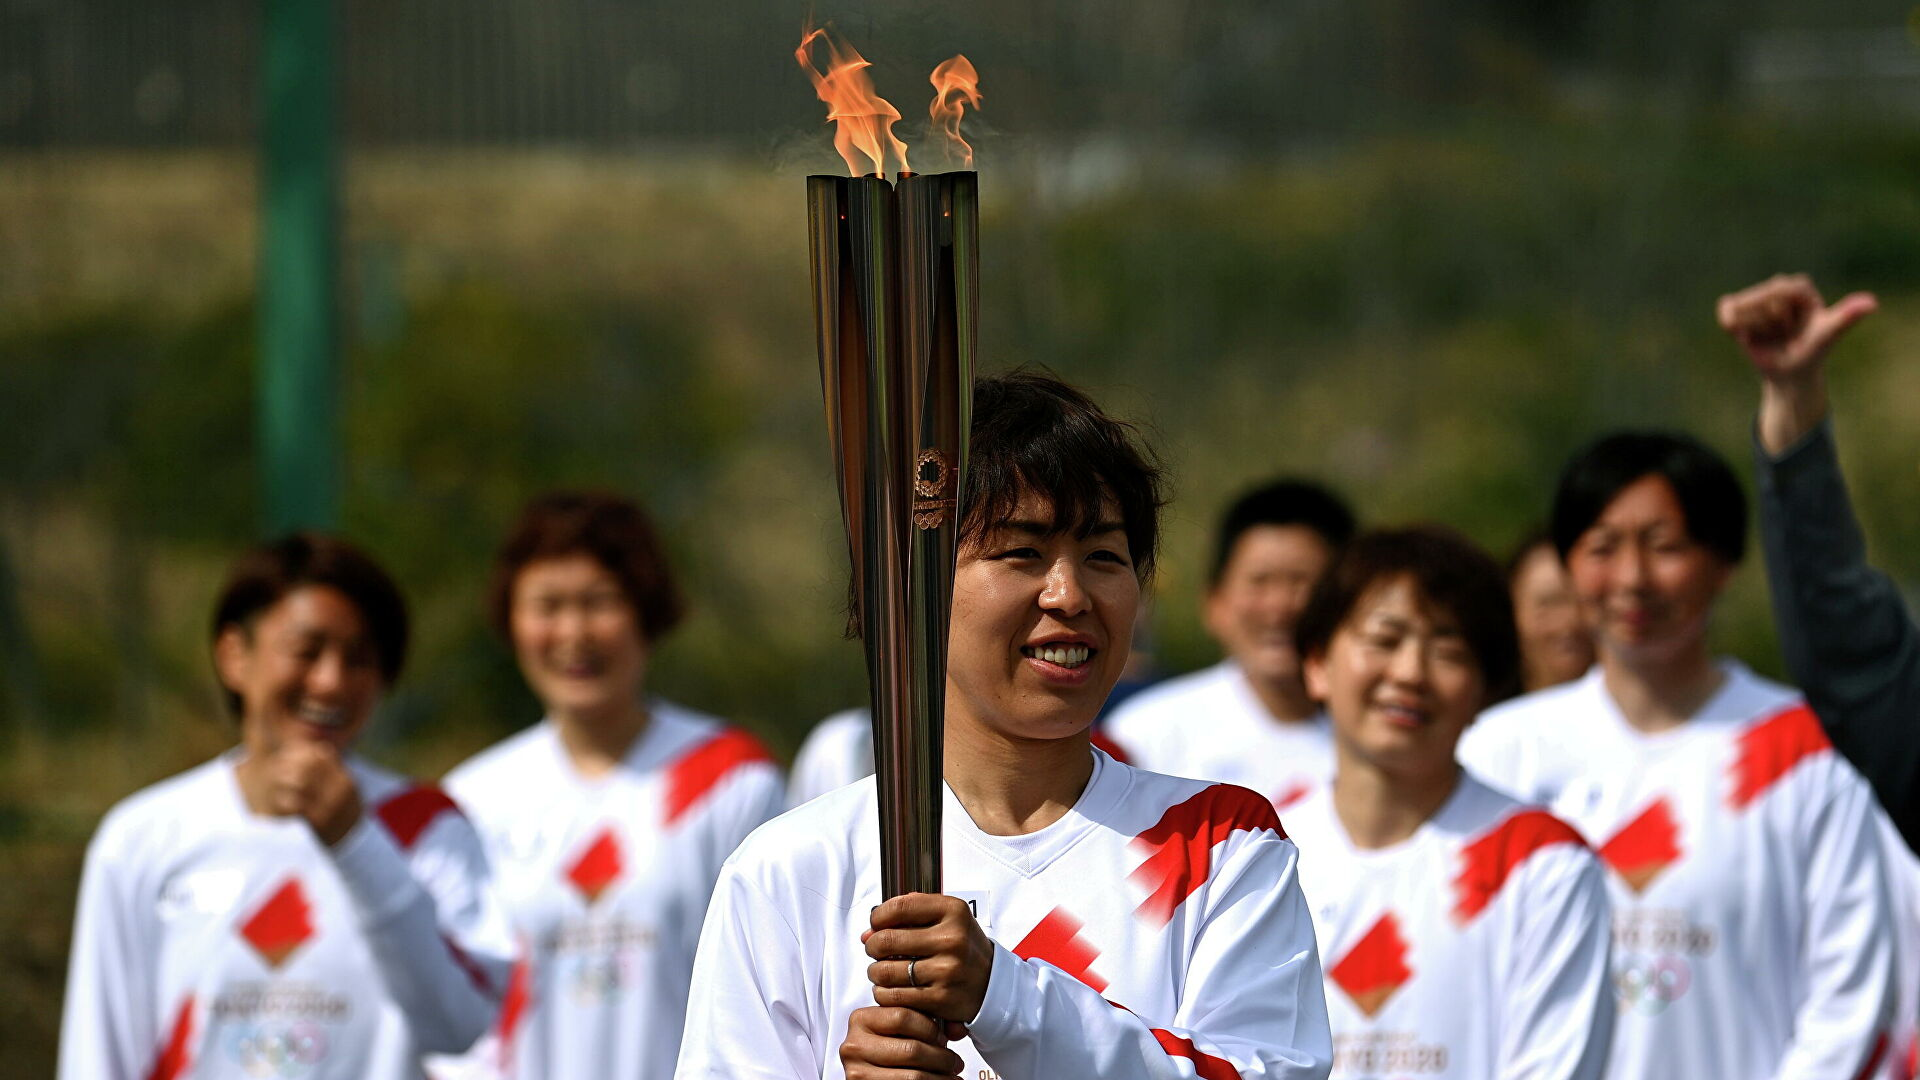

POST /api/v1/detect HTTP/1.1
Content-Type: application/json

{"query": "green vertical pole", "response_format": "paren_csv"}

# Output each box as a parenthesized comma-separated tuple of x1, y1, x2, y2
(259, 0, 341, 533)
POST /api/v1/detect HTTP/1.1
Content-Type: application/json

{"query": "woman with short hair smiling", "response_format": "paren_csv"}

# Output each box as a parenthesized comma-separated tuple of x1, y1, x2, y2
(676, 371, 1334, 1080)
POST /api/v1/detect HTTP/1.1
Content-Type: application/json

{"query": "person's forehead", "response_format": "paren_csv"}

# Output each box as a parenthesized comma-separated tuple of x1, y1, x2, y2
(1353, 574, 1464, 632)
(1226, 523, 1329, 567)
(1594, 474, 1687, 527)
(997, 490, 1124, 532)
(266, 584, 371, 637)
(515, 552, 622, 590)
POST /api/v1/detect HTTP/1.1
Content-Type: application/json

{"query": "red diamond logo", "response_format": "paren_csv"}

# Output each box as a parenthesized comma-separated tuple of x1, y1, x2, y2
(239, 877, 315, 970)
(1598, 798, 1682, 894)
(1328, 912, 1413, 1017)
(565, 827, 623, 905)
(1012, 907, 1108, 992)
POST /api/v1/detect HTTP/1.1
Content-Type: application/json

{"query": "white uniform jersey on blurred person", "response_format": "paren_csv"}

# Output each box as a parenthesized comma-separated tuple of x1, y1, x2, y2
(1105, 660, 1334, 811)
(1286, 774, 1615, 1079)
(786, 707, 872, 808)
(676, 749, 1335, 1080)
(58, 753, 515, 1080)
(439, 700, 783, 1080)
(1458, 661, 1900, 1080)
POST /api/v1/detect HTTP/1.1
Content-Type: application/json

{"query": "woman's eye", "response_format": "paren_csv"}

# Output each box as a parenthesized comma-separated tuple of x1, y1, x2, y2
(997, 546, 1041, 560)
(1090, 548, 1130, 565)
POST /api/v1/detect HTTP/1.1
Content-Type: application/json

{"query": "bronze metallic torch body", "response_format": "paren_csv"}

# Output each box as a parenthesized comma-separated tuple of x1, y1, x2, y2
(808, 171, 978, 899)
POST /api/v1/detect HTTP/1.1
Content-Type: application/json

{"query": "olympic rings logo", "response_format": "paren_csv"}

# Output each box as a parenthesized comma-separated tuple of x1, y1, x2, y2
(1614, 955, 1692, 1015)
(221, 1021, 330, 1077)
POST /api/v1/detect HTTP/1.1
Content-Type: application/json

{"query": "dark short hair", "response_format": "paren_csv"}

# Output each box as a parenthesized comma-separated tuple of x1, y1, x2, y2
(963, 370, 1166, 580)
(1296, 525, 1521, 706)
(1549, 431, 1746, 565)
(1210, 479, 1356, 586)
(210, 533, 410, 717)
(489, 491, 686, 643)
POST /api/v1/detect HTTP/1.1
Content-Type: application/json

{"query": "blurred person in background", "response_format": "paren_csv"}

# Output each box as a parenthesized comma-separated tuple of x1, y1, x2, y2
(1717, 274, 1920, 857)
(1105, 477, 1356, 811)
(678, 372, 1333, 1079)
(1458, 431, 1897, 1080)
(437, 492, 783, 1080)
(1288, 526, 1613, 1079)
(58, 534, 514, 1080)
(1507, 529, 1595, 693)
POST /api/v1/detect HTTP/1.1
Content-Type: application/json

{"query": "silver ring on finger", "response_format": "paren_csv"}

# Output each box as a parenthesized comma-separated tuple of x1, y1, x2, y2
(906, 957, 921, 988)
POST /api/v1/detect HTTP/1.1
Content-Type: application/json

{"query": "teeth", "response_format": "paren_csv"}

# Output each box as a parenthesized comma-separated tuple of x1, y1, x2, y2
(299, 706, 345, 728)
(1024, 644, 1091, 668)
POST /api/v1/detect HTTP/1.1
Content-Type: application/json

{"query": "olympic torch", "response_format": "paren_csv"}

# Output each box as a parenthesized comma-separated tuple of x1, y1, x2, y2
(800, 30, 979, 899)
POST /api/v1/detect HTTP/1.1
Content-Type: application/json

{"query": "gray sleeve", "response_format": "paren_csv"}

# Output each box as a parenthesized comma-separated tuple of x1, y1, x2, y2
(1754, 418, 1920, 851)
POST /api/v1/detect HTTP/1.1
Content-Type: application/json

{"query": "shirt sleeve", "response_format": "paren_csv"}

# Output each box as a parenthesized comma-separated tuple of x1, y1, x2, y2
(58, 811, 164, 1080)
(787, 715, 869, 809)
(1497, 848, 1615, 1080)
(1772, 763, 1898, 1080)
(707, 763, 785, 869)
(330, 805, 516, 1055)
(1755, 419, 1920, 854)
(674, 861, 823, 1080)
(967, 832, 1334, 1079)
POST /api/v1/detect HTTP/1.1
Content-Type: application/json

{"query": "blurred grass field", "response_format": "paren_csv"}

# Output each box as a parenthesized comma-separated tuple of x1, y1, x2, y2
(7, 105, 1920, 1069)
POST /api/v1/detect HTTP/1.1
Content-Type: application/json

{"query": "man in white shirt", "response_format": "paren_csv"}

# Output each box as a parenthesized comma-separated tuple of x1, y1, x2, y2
(1458, 430, 1897, 1080)
(1107, 479, 1354, 809)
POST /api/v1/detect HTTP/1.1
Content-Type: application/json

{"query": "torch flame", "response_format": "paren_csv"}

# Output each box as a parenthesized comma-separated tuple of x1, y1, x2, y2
(927, 55, 981, 169)
(796, 26, 911, 177)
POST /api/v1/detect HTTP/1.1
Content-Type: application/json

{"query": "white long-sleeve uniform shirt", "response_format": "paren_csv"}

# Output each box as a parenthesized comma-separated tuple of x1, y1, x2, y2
(677, 748, 1334, 1080)
(58, 751, 514, 1080)
(441, 701, 784, 1080)
(1105, 661, 1334, 812)
(1457, 661, 1898, 1080)
(1286, 774, 1615, 1079)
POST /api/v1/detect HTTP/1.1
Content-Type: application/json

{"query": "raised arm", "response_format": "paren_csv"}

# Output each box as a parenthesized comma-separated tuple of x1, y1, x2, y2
(1718, 275, 1920, 852)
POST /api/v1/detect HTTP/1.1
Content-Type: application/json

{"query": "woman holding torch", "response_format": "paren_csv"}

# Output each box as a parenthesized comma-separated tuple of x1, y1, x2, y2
(58, 534, 514, 1080)
(677, 372, 1334, 1080)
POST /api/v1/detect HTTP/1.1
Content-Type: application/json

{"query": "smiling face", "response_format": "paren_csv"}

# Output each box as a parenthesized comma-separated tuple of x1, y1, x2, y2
(1511, 544, 1594, 690)
(1206, 524, 1334, 699)
(944, 491, 1141, 744)
(216, 585, 387, 756)
(1564, 474, 1731, 668)
(509, 553, 651, 726)
(1305, 574, 1485, 780)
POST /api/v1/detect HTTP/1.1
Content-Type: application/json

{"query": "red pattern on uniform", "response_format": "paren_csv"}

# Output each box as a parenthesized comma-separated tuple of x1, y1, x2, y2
(1327, 912, 1414, 1018)
(1451, 809, 1587, 923)
(1013, 907, 1109, 993)
(1854, 1031, 1890, 1080)
(496, 955, 531, 1072)
(1150, 1027, 1242, 1080)
(1597, 798, 1684, 894)
(565, 827, 624, 905)
(664, 729, 774, 825)
(144, 995, 195, 1080)
(1090, 728, 1131, 764)
(239, 877, 315, 969)
(1272, 781, 1313, 812)
(1729, 703, 1833, 810)
(1130, 784, 1284, 927)
(374, 785, 461, 850)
